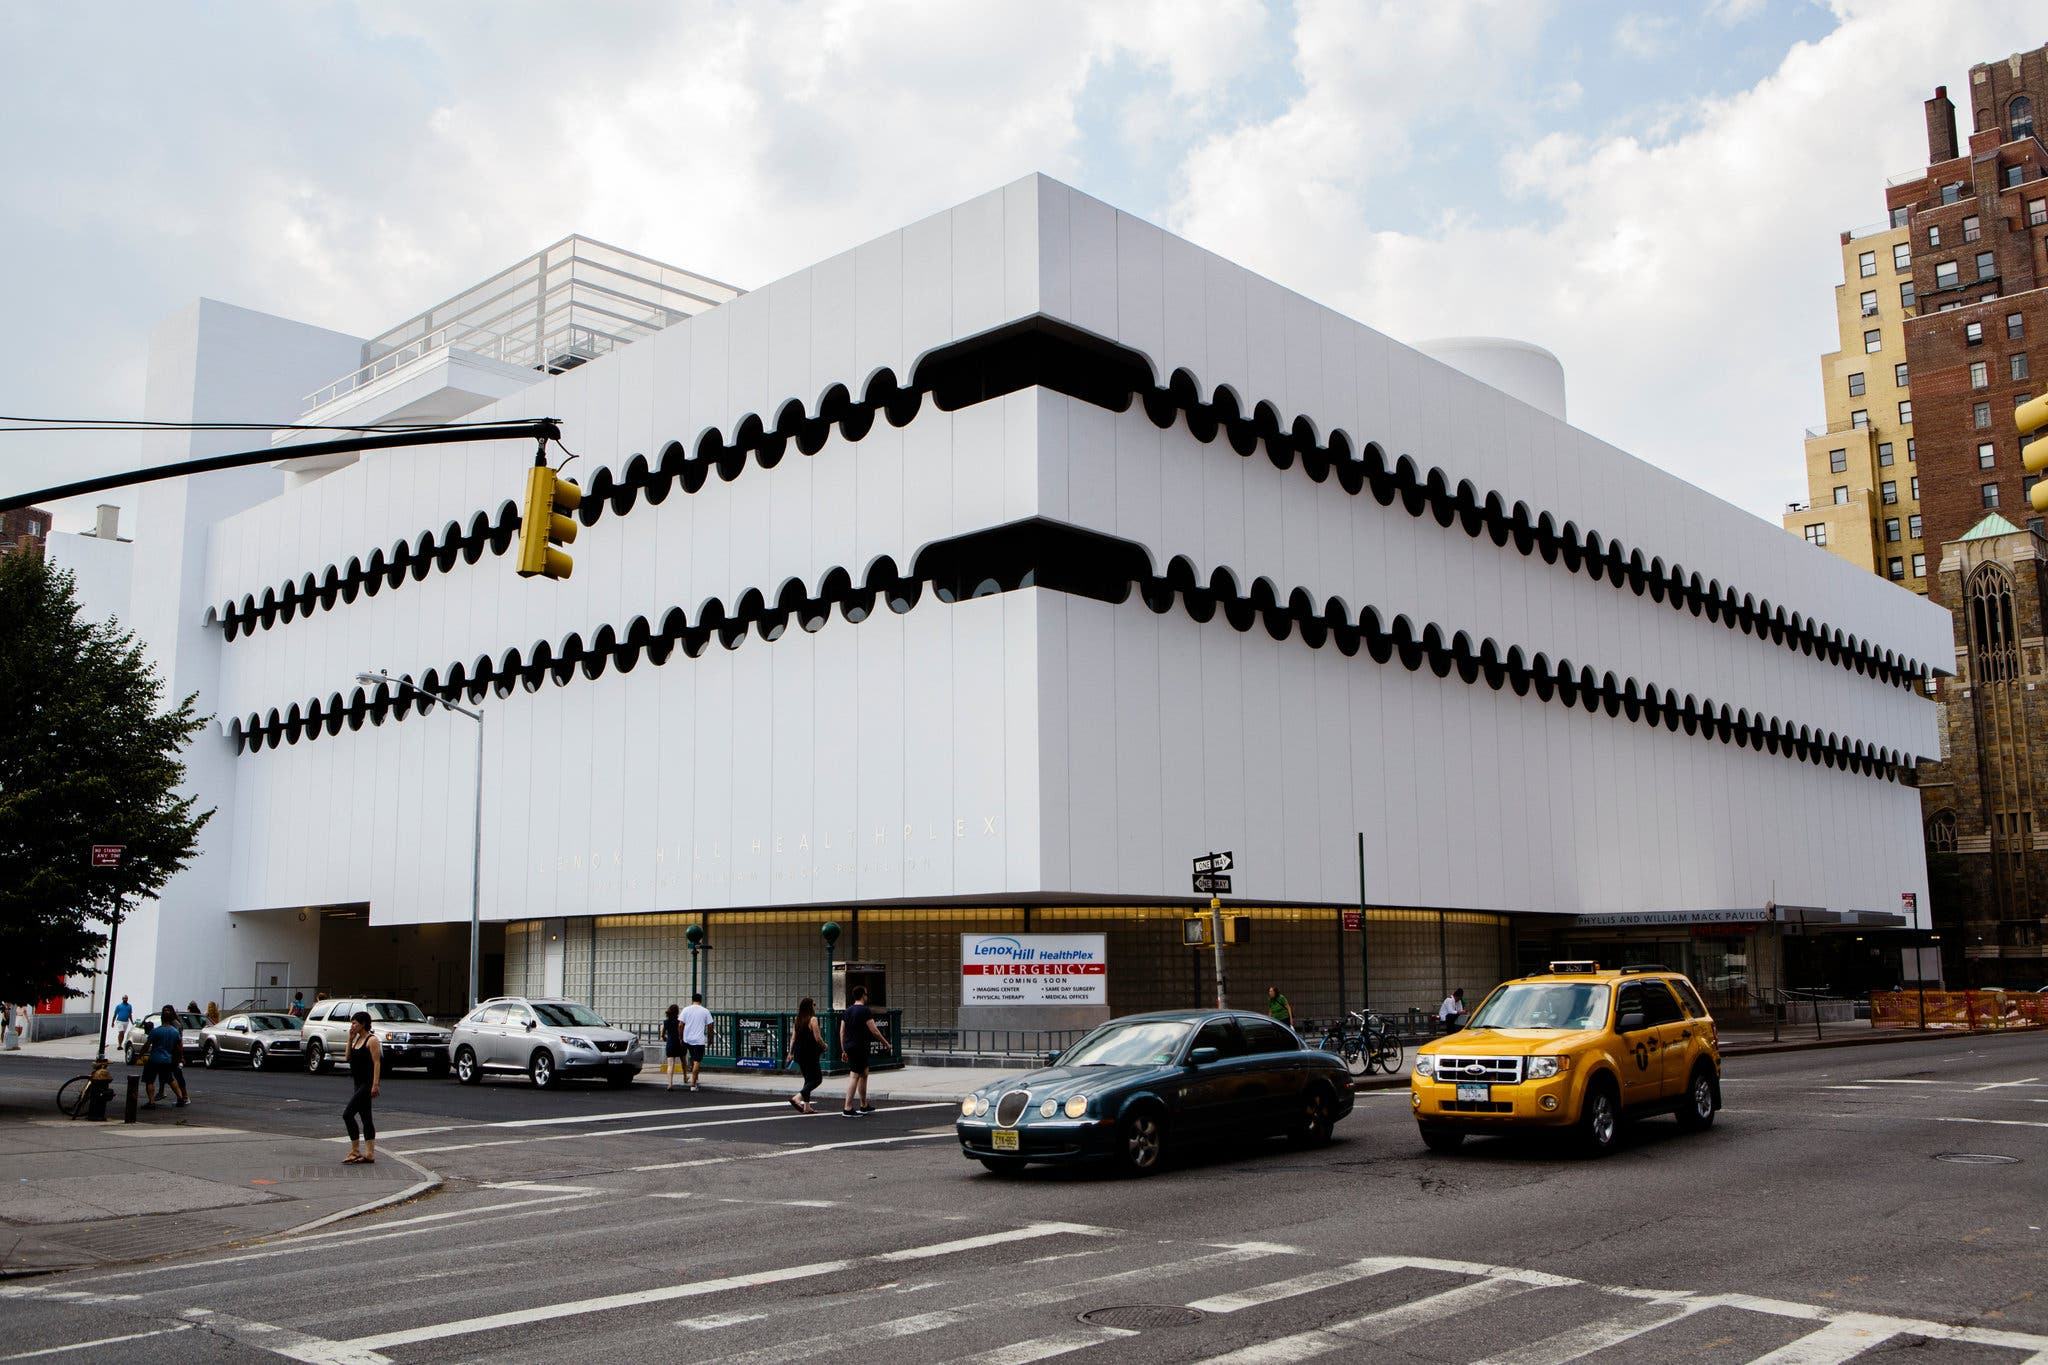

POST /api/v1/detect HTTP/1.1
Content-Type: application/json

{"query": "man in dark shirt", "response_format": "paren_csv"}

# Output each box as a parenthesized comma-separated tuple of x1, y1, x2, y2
(144, 1008, 185, 1107)
(838, 987, 890, 1117)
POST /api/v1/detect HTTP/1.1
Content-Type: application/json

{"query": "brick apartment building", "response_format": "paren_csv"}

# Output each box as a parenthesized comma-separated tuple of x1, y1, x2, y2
(2, 505, 51, 559)
(1887, 64, 2048, 587)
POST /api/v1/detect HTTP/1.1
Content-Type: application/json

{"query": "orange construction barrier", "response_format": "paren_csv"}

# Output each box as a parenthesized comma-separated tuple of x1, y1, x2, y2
(1870, 989, 2046, 1031)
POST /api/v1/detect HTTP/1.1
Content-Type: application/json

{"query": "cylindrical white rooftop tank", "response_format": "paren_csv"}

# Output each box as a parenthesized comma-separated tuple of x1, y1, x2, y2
(1415, 337, 1567, 423)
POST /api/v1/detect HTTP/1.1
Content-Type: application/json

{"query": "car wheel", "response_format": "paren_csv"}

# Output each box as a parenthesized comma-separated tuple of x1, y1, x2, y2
(979, 1157, 1027, 1177)
(529, 1049, 557, 1090)
(1291, 1086, 1336, 1148)
(124, 1044, 138, 1065)
(249, 1043, 267, 1072)
(1419, 1125, 1465, 1154)
(202, 1041, 219, 1069)
(1674, 1065, 1718, 1132)
(454, 1046, 482, 1085)
(1115, 1107, 1166, 1175)
(1578, 1078, 1620, 1156)
(305, 1041, 326, 1075)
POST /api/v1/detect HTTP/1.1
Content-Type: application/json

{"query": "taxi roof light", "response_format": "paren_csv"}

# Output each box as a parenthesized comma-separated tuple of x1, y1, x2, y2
(1547, 959, 1599, 974)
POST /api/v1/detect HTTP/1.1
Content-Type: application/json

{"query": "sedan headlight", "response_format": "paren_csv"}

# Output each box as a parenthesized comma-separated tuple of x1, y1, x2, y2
(1526, 1056, 1567, 1080)
(1039, 1098, 1058, 1118)
(972, 1097, 990, 1117)
(1412, 1055, 1435, 1078)
(560, 1035, 592, 1049)
(1064, 1095, 1089, 1119)
(961, 1096, 978, 1116)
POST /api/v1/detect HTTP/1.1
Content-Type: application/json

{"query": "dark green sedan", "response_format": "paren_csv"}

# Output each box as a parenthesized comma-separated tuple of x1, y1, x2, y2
(956, 1009, 1355, 1176)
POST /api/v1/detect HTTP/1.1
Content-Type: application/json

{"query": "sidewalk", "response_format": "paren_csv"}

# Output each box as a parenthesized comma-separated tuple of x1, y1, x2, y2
(0, 1101, 434, 1276)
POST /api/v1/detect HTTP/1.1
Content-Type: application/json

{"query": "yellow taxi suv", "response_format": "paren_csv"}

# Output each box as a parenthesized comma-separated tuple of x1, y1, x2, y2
(1410, 963, 1721, 1157)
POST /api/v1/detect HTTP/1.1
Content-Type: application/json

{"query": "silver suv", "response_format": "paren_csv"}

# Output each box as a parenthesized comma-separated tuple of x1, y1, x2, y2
(450, 997, 643, 1089)
(302, 998, 452, 1077)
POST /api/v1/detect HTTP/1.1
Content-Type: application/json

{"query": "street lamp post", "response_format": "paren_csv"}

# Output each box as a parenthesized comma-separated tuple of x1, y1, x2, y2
(357, 671, 484, 1011)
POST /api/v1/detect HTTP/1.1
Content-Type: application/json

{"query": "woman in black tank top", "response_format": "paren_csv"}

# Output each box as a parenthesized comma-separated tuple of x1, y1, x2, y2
(785, 997, 825, 1114)
(342, 1010, 382, 1164)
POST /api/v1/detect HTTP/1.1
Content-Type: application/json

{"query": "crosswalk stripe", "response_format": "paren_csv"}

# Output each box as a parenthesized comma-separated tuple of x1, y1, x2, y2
(398, 1102, 957, 1154)
(1187, 1258, 1406, 1313)
(1197, 1276, 1539, 1364)
(1472, 1295, 1704, 1364)
(1745, 1315, 1899, 1364)
(961, 1327, 1137, 1364)
(341, 1221, 1104, 1351)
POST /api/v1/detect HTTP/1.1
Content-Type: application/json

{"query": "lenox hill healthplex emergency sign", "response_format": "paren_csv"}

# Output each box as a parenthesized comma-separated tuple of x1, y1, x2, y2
(960, 934, 1107, 1006)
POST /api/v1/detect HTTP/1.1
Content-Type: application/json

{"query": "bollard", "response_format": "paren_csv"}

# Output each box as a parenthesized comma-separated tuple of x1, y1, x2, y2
(124, 1074, 140, 1123)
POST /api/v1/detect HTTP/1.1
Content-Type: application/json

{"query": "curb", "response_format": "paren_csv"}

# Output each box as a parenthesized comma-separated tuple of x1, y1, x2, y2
(276, 1149, 442, 1239)
(1719, 1028, 2020, 1058)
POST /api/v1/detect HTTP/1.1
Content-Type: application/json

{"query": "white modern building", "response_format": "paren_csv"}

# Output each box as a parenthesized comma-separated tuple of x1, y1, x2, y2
(49, 177, 1951, 1037)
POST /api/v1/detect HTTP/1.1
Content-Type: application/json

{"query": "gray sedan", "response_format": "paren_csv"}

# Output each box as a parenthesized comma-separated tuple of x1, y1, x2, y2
(199, 1012, 306, 1071)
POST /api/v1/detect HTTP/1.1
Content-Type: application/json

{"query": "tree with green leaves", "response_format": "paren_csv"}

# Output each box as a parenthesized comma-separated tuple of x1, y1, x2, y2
(0, 549, 210, 1006)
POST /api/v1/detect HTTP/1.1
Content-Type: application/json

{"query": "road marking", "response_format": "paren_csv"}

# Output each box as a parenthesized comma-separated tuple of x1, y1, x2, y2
(340, 1221, 1105, 1352)
(1936, 1115, 2048, 1130)
(630, 1129, 953, 1170)
(1472, 1294, 1703, 1364)
(1973, 1075, 2043, 1092)
(1744, 1315, 1898, 1363)
(395, 1102, 955, 1154)
(1197, 1276, 1539, 1364)
(361, 1099, 794, 1141)
(0, 1325, 193, 1359)
(686, 1312, 768, 1330)
(181, 1308, 388, 1365)
(964, 1327, 1136, 1364)
(1188, 1258, 1404, 1312)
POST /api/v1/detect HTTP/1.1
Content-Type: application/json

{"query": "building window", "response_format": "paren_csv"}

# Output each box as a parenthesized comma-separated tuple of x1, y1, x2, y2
(1928, 223, 1943, 246)
(1908, 438, 1917, 460)
(1851, 409, 1869, 428)
(1891, 205, 1911, 229)
(1977, 251, 1996, 280)
(2028, 473, 2041, 502)
(1936, 261, 1960, 289)
(1913, 552, 1926, 578)
(1859, 250, 1877, 277)
(1980, 441, 1997, 468)
(1885, 517, 1901, 542)
(1848, 372, 1866, 396)
(2009, 312, 2025, 340)
(1941, 182, 1964, 205)
(2010, 165, 2028, 190)
(1836, 485, 1852, 505)
(1804, 523, 1826, 547)
(1965, 321, 1984, 345)
(1983, 482, 2001, 509)
(2030, 199, 2048, 229)
(1911, 476, 1920, 499)
(1881, 480, 1897, 505)
(2014, 353, 2031, 382)
(1858, 290, 1877, 317)
(1963, 214, 1981, 242)
(1895, 244, 1913, 274)
(1927, 810, 1958, 852)
(1901, 282, 1917, 311)
(2014, 95, 2035, 141)
(1900, 400, 1914, 424)
(2020, 391, 2035, 410)
(1967, 561, 2021, 684)
(1909, 514, 1922, 538)
(1888, 557, 1905, 580)
(1894, 362, 1909, 387)
(1972, 360, 1990, 388)
(1829, 447, 1848, 473)
(1976, 400, 1993, 429)
(1864, 329, 1881, 353)
(1878, 442, 1895, 467)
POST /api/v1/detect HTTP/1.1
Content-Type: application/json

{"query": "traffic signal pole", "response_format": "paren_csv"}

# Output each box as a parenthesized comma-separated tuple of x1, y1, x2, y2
(1210, 895, 1228, 1010)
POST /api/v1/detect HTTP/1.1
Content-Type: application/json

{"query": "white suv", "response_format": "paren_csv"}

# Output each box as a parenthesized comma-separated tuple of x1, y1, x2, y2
(450, 997, 644, 1089)
(302, 998, 451, 1077)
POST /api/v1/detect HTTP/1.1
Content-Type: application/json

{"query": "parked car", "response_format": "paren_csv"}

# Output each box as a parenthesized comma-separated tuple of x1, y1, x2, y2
(199, 1012, 306, 1071)
(955, 1009, 1355, 1176)
(301, 998, 451, 1076)
(1410, 963, 1723, 1156)
(449, 997, 643, 1089)
(122, 1010, 207, 1064)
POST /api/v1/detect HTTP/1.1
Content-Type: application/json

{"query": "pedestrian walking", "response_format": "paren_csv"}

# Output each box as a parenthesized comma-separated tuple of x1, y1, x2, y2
(1, 1002, 15, 1051)
(1437, 988, 1466, 1033)
(205, 1001, 220, 1024)
(678, 992, 713, 1092)
(12, 1002, 31, 1049)
(143, 1007, 186, 1107)
(289, 992, 309, 1021)
(839, 986, 889, 1116)
(784, 997, 826, 1113)
(342, 1009, 381, 1164)
(661, 1003, 685, 1090)
(1266, 986, 1294, 1030)
(110, 995, 133, 1051)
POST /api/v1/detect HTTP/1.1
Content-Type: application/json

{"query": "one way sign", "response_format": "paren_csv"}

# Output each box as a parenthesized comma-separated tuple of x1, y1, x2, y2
(1192, 850, 1234, 874)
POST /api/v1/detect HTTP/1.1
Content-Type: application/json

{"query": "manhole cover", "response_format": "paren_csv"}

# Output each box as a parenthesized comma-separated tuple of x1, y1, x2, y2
(1079, 1305, 1205, 1331)
(1933, 1152, 2021, 1165)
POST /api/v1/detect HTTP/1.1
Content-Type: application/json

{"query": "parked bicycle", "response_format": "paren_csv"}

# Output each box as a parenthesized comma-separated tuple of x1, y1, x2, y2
(1314, 1010, 1404, 1076)
(56, 1058, 117, 1119)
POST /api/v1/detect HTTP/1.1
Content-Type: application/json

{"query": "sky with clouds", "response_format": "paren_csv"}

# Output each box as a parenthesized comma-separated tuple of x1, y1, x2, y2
(4, 0, 2044, 535)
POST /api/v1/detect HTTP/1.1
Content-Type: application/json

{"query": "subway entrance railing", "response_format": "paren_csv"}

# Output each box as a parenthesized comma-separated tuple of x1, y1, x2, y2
(626, 1009, 904, 1074)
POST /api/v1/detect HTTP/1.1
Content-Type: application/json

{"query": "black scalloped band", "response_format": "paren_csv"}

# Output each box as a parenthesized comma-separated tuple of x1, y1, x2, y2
(214, 318, 1927, 693)
(229, 519, 1911, 784)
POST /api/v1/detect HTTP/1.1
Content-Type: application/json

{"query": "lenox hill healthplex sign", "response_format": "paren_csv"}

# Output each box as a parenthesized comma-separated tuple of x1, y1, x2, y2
(960, 934, 1107, 1006)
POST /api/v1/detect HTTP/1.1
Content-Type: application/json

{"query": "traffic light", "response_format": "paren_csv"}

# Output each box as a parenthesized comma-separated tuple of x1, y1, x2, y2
(517, 457, 581, 580)
(1223, 915, 1251, 945)
(1183, 917, 1209, 946)
(2023, 393, 2048, 513)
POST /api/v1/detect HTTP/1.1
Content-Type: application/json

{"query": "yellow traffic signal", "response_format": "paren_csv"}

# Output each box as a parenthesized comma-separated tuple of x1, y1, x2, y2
(1223, 915, 1251, 945)
(2022, 393, 2048, 513)
(1183, 917, 1209, 946)
(517, 460, 581, 579)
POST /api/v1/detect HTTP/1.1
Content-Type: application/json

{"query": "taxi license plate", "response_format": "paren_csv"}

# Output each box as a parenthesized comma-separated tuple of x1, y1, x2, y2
(1456, 1084, 1490, 1102)
(993, 1129, 1020, 1152)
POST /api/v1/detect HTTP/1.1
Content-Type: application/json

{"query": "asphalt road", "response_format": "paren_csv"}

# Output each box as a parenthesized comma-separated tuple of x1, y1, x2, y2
(2, 1033, 2045, 1363)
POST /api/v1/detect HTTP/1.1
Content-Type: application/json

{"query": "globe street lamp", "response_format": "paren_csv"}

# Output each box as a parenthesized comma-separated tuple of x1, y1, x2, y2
(357, 670, 484, 1010)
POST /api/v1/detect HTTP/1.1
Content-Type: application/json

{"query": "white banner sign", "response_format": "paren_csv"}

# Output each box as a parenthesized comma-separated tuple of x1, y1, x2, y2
(960, 933, 1107, 1006)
